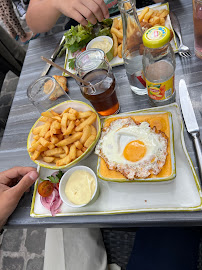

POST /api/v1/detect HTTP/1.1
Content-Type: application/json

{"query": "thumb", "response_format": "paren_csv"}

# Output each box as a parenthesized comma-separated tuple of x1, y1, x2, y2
(11, 170, 39, 199)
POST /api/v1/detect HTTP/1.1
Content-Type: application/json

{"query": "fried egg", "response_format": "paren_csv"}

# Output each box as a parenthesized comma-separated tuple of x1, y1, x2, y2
(95, 118, 168, 179)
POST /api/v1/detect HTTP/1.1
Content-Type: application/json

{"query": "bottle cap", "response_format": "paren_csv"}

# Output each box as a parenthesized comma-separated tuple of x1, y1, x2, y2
(142, 26, 170, 49)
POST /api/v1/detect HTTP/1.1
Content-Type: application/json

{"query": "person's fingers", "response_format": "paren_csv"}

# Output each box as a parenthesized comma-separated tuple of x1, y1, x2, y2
(83, 0, 104, 22)
(9, 170, 39, 200)
(0, 167, 37, 185)
(78, 4, 97, 24)
(94, 0, 109, 19)
(67, 7, 87, 26)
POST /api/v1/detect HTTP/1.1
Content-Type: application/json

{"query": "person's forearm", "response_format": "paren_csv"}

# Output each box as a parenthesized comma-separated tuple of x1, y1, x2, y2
(26, 0, 61, 33)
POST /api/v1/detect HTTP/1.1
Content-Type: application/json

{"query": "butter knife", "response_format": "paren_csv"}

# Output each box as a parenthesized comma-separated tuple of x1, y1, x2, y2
(179, 79, 202, 180)
(41, 35, 65, 76)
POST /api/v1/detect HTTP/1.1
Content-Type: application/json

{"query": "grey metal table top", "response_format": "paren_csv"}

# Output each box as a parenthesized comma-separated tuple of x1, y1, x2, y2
(2, 0, 202, 227)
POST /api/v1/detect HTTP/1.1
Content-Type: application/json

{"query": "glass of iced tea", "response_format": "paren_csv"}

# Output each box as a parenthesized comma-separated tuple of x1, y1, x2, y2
(75, 49, 120, 116)
(193, 0, 202, 59)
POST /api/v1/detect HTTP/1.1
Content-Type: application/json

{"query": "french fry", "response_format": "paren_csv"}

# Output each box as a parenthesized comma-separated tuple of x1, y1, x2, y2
(76, 149, 83, 158)
(31, 150, 41, 160)
(32, 125, 43, 135)
(150, 16, 160, 26)
(39, 137, 50, 147)
(51, 120, 61, 130)
(39, 122, 51, 137)
(124, 2, 131, 10)
(59, 153, 68, 159)
(64, 120, 75, 135)
(144, 9, 154, 22)
(40, 117, 49, 122)
(111, 27, 123, 39)
(51, 110, 60, 116)
(75, 113, 97, 132)
(28, 140, 41, 152)
(118, 18, 123, 30)
(56, 155, 71, 166)
(138, 7, 149, 22)
(33, 135, 40, 141)
(118, 37, 123, 44)
(75, 119, 80, 126)
(74, 140, 83, 150)
(69, 144, 76, 161)
(31, 140, 37, 146)
(44, 147, 64, 156)
(160, 9, 169, 18)
(47, 142, 55, 150)
(41, 111, 54, 118)
(78, 111, 92, 119)
(44, 130, 51, 139)
(160, 17, 165, 26)
(52, 116, 61, 122)
(51, 135, 59, 144)
(69, 108, 78, 117)
(61, 113, 69, 133)
(112, 33, 118, 57)
(36, 145, 48, 152)
(56, 132, 83, 147)
(43, 156, 55, 163)
(84, 135, 96, 148)
(80, 125, 91, 144)
(65, 113, 76, 121)
(90, 125, 97, 136)
(112, 17, 119, 29)
(118, 43, 123, 58)
(63, 145, 69, 155)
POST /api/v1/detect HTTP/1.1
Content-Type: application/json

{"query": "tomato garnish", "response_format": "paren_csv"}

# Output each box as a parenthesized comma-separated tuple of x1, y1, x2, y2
(38, 181, 54, 197)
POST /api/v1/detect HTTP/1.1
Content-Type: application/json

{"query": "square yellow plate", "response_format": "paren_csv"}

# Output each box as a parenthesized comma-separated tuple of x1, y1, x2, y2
(97, 111, 176, 183)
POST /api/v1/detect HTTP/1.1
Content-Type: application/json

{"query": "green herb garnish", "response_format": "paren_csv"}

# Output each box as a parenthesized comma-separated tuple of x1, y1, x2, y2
(40, 170, 64, 184)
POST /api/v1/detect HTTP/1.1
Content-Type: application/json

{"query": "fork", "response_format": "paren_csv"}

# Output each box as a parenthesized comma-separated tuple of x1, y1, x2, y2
(169, 11, 192, 58)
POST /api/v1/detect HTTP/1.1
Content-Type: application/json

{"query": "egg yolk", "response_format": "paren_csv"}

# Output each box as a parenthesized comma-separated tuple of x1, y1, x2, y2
(123, 140, 146, 162)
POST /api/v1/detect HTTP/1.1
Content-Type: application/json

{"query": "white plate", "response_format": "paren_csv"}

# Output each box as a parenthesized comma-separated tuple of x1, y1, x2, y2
(63, 2, 178, 76)
(30, 103, 202, 218)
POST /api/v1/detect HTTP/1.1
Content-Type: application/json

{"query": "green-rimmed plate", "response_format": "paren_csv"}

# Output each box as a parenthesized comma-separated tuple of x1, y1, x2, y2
(27, 100, 101, 170)
(97, 111, 176, 183)
(30, 103, 202, 218)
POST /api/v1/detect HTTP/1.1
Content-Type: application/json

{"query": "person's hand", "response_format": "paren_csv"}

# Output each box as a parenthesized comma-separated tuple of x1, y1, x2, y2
(55, 0, 109, 26)
(0, 167, 38, 229)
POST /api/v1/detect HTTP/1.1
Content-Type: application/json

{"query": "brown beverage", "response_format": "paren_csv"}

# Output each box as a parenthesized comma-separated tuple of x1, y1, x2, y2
(193, 0, 202, 58)
(82, 69, 119, 116)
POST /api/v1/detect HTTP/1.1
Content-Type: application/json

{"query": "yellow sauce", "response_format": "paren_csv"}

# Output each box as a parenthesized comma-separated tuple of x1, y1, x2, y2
(91, 39, 111, 53)
(99, 113, 172, 180)
(65, 170, 96, 205)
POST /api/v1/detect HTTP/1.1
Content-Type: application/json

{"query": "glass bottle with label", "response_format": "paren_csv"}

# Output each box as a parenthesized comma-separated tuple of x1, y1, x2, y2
(118, 0, 147, 95)
(142, 26, 176, 106)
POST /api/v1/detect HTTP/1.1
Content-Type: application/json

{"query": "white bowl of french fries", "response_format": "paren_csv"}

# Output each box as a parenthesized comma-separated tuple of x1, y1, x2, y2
(27, 100, 101, 170)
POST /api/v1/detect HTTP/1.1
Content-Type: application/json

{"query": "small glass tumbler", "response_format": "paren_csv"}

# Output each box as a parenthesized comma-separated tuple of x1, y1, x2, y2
(75, 49, 120, 116)
(27, 76, 70, 112)
(193, 0, 202, 59)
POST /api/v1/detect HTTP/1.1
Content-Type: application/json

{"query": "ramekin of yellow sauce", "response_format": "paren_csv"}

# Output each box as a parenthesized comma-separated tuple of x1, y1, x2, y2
(59, 166, 99, 208)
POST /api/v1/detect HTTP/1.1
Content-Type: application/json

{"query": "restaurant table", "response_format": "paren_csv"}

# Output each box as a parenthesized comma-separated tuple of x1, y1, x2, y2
(1, 0, 202, 228)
